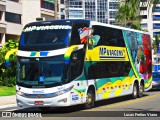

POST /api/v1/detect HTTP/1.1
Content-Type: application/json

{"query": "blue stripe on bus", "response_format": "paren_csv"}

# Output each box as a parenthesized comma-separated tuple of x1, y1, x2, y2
(40, 52, 49, 56)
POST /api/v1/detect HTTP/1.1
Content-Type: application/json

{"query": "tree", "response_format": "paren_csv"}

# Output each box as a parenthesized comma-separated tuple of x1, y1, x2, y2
(125, 0, 159, 12)
(0, 40, 19, 86)
(115, 3, 142, 30)
(116, 0, 159, 29)
(152, 35, 160, 54)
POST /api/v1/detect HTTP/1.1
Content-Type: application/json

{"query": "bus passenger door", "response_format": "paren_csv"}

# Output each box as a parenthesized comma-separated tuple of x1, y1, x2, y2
(69, 49, 85, 104)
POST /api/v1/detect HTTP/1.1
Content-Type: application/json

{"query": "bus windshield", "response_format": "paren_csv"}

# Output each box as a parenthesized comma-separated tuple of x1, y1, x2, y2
(19, 24, 71, 50)
(17, 55, 67, 87)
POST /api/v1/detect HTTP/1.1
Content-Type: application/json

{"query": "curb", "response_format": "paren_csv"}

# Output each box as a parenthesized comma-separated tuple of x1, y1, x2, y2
(0, 104, 17, 110)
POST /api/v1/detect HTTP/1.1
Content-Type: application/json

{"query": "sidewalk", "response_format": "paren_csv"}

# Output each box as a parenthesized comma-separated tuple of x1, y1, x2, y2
(0, 95, 17, 109)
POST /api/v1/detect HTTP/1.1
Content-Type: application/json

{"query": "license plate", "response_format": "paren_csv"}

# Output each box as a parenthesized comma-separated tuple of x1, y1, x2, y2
(34, 101, 43, 105)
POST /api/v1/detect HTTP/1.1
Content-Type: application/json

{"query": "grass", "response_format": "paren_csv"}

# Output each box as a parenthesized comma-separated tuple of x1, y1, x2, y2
(0, 86, 16, 96)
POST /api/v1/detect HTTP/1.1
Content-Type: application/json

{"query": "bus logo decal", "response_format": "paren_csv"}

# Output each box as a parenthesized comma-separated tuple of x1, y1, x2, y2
(99, 47, 125, 60)
(23, 25, 71, 32)
(32, 90, 44, 94)
(30, 51, 49, 57)
(72, 95, 79, 101)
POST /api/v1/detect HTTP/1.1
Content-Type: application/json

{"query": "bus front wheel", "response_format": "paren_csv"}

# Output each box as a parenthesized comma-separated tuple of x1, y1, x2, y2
(84, 90, 95, 109)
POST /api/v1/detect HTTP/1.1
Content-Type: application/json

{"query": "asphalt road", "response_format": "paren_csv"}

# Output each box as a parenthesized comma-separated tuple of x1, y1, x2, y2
(0, 89, 160, 120)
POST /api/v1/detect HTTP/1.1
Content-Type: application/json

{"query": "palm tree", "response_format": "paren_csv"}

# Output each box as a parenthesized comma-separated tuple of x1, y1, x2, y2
(115, 4, 129, 27)
(115, 4, 142, 30)
(116, 0, 159, 29)
(152, 35, 160, 54)
(125, 0, 159, 11)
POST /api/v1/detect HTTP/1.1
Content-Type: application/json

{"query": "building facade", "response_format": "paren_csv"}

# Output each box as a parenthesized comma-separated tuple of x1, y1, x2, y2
(0, 0, 120, 47)
(1, 0, 158, 47)
(0, 0, 65, 47)
(0, 0, 22, 47)
(140, 0, 160, 39)
(65, 0, 84, 19)
(65, 0, 119, 24)
(108, 0, 119, 24)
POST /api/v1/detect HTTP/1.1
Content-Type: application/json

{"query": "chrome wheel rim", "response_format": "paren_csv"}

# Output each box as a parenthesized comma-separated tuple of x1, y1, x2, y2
(134, 86, 137, 97)
(139, 84, 143, 95)
(87, 93, 92, 104)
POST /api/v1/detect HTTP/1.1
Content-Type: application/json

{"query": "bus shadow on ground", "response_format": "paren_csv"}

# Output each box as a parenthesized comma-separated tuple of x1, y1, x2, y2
(149, 89, 160, 92)
(14, 94, 149, 114)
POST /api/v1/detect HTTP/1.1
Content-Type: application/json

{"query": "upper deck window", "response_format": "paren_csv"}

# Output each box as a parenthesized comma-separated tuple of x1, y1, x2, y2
(19, 24, 71, 50)
(92, 25, 125, 47)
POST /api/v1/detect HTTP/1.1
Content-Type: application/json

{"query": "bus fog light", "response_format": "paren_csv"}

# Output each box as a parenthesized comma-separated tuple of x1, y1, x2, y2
(58, 98, 67, 103)
(63, 98, 67, 103)
(17, 99, 23, 107)
(17, 99, 21, 103)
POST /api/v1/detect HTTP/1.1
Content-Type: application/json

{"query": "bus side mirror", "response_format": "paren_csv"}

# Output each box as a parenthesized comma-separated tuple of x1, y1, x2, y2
(5, 48, 18, 67)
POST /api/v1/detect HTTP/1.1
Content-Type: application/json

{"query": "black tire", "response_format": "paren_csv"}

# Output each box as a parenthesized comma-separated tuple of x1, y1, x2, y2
(131, 83, 138, 99)
(138, 82, 144, 98)
(84, 90, 95, 109)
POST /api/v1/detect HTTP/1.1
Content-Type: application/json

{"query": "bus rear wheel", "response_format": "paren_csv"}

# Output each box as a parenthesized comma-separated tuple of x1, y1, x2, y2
(138, 82, 144, 98)
(84, 90, 95, 109)
(131, 83, 138, 99)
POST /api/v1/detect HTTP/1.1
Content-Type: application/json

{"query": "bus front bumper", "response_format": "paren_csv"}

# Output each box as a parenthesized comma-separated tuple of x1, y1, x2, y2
(16, 92, 71, 107)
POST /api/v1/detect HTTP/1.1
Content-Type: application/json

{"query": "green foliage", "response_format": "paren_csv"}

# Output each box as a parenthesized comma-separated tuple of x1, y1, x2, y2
(0, 86, 16, 96)
(115, 3, 142, 30)
(0, 40, 19, 87)
(152, 35, 160, 54)
(116, 0, 159, 30)
(125, 0, 159, 11)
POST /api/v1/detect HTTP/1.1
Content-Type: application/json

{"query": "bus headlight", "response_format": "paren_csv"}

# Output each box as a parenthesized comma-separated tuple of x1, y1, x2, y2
(56, 90, 65, 96)
(58, 98, 67, 103)
(16, 90, 24, 96)
(55, 85, 74, 96)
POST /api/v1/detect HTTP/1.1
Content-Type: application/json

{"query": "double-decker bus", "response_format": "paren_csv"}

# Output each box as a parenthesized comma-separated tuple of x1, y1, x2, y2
(16, 19, 152, 109)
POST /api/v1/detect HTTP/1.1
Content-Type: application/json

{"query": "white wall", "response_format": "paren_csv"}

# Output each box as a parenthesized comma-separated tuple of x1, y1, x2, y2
(21, 0, 41, 26)
(6, 0, 22, 14)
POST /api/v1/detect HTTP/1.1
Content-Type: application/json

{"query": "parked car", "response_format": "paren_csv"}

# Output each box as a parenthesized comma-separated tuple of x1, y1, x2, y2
(152, 71, 160, 89)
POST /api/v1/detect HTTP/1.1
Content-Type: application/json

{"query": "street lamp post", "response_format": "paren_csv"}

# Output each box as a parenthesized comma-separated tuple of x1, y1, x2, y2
(54, 0, 58, 20)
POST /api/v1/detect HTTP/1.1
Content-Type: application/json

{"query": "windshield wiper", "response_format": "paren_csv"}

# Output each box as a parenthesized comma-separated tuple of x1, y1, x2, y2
(20, 47, 40, 51)
(57, 82, 63, 86)
(38, 81, 63, 86)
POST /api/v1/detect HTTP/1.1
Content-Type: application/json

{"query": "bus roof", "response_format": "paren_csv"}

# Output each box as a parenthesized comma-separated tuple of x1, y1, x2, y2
(25, 19, 90, 26)
(91, 21, 149, 34)
(25, 19, 149, 35)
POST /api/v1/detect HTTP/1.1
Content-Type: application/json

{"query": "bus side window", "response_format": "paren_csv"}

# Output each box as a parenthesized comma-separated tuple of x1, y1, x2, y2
(87, 61, 131, 79)
(92, 25, 125, 47)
